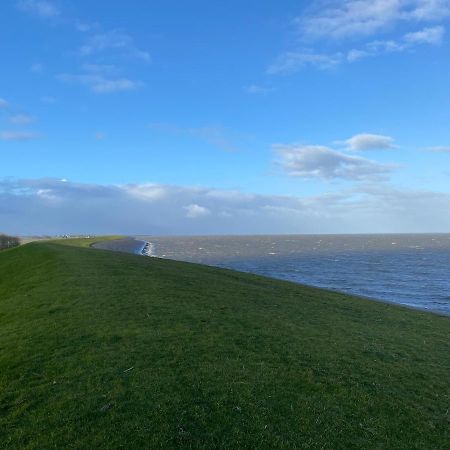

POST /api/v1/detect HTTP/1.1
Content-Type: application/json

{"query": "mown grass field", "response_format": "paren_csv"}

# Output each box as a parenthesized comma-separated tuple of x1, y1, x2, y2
(0, 240, 449, 449)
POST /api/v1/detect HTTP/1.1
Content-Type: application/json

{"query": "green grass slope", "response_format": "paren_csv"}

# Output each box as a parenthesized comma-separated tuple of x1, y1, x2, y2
(0, 241, 449, 449)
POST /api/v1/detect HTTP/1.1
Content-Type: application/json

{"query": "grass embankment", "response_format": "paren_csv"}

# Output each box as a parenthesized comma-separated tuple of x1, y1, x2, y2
(50, 235, 124, 248)
(0, 240, 449, 449)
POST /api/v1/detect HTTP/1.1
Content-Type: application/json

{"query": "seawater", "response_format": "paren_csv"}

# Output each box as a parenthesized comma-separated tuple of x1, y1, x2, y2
(139, 234, 450, 316)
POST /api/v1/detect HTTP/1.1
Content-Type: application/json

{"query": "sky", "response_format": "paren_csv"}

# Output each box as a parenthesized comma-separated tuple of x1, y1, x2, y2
(1, 0, 450, 235)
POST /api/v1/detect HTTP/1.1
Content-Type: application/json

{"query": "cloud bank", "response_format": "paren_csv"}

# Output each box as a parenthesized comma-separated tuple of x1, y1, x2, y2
(2, 178, 450, 235)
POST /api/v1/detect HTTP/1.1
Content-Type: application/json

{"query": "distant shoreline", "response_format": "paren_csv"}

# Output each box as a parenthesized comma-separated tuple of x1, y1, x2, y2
(91, 237, 449, 318)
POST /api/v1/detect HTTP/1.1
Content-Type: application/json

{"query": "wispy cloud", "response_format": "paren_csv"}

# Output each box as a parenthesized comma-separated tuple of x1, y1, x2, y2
(297, 0, 400, 40)
(270, 2, 448, 73)
(17, 2, 149, 96)
(79, 29, 151, 63)
(9, 114, 36, 125)
(404, 0, 450, 21)
(0, 130, 40, 141)
(348, 25, 445, 61)
(57, 64, 143, 94)
(149, 123, 241, 152)
(274, 24, 446, 70)
(404, 24, 445, 43)
(245, 84, 273, 95)
(425, 145, 450, 152)
(0, 99, 41, 140)
(75, 21, 99, 33)
(67, 32, 149, 93)
(267, 51, 343, 74)
(297, 0, 450, 40)
(17, 0, 59, 18)
(347, 40, 403, 61)
(57, 73, 142, 93)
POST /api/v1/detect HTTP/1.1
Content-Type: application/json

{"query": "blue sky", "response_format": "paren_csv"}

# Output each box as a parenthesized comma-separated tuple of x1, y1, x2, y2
(2, 0, 450, 235)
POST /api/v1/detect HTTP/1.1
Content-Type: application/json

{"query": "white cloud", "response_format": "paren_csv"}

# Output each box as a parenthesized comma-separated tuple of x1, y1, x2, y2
(267, 51, 343, 74)
(57, 72, 142, 94)
(347, 49, 371, 61)
(17, 0, 59, 18)
(2, 178, 450, 235)
(347, 41, 399, 61)
(270, 2, 449, 72)
(347, 25, 444, 61)
(36, 188, 58, 200)
(9, 114, 35, 125)
(409, 0, 450, 20)
(404, 25, 445, 43)
(125, 184, 167, 201)
(90, 78, 141, 94)
(297, 0, 402, 39)
(344, 133, 395, 151)
(297, 0, 450, 40)
(57, 61, 143, 94)
(0, 98, 8, 109)
(184, 204, 211, 218)
(426, 145, 450, 152)
(80, 30, 151, 63)
(366, 39, 405, 52)
(245, 85, 273, 94)
(275, 144, 393, 180)
(0, 131, 40, 141)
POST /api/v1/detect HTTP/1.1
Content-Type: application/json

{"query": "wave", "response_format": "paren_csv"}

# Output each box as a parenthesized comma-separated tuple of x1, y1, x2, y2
(140, 241, 155, 257)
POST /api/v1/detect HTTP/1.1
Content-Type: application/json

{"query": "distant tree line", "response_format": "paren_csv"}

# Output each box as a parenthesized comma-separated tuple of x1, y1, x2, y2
(0, 234, 20, 250)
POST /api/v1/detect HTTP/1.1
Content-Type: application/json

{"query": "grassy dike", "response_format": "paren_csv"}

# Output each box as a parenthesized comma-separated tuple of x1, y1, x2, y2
(0, 240, 449, 449)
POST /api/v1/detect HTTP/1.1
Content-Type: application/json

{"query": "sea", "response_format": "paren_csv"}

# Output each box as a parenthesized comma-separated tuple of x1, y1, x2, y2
(139, 234, 450, 316)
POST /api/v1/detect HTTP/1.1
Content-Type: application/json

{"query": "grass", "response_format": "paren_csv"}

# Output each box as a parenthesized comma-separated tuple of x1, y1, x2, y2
(52, 236, 124, 248)
(0, 239, 449, 449)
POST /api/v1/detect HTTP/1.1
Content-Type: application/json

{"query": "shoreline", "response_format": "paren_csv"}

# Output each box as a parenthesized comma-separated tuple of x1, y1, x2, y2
(94, 237, 449, 318)
(146, 240, 449, 318)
